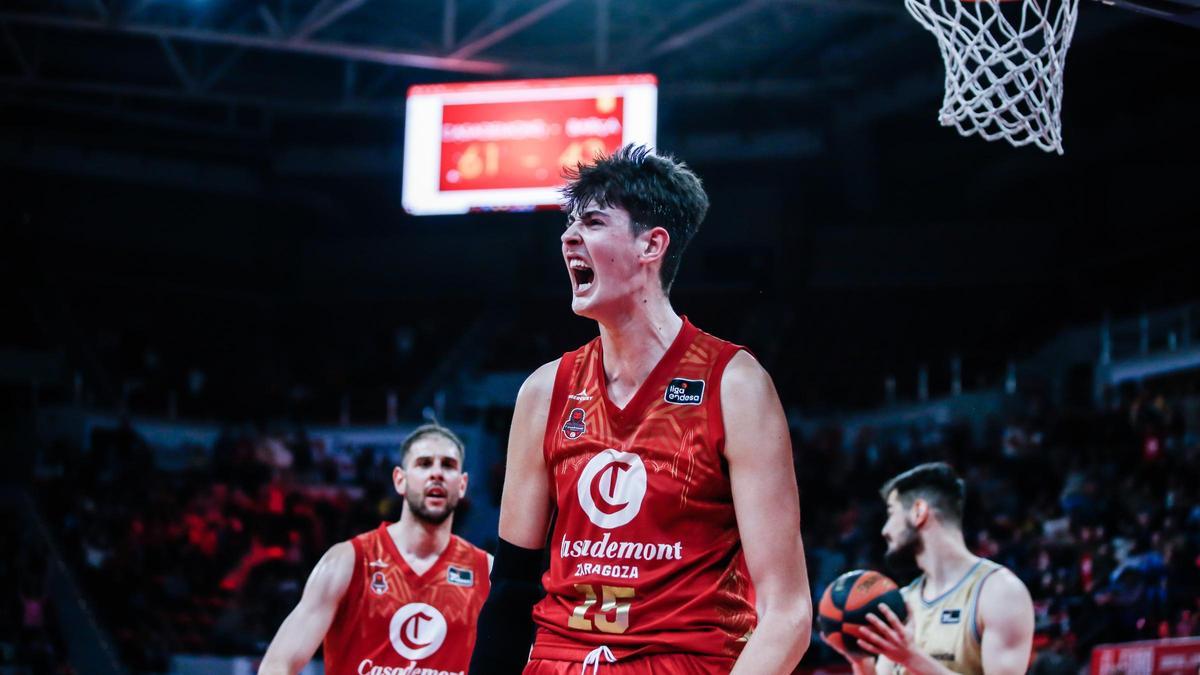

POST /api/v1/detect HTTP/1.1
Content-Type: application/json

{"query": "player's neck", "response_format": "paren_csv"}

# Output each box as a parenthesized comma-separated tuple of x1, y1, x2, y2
(596, 296, 681, 402)
(389, 513, 452, 571)
(916, 526, 977, 595)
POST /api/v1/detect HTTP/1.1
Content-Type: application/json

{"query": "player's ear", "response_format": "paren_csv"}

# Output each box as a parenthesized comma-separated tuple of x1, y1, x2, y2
(393, 465, 406, 496)
(912, 498, 930, 527)
(639, 226, 670, 263)
(458, 471, 469, 495)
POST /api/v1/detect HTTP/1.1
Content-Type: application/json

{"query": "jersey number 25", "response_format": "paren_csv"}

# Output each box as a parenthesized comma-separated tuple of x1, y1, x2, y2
(568, 584, 635, 634)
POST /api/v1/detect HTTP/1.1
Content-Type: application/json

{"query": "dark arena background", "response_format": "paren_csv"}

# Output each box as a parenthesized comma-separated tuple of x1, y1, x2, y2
(2, 0, 1199, 673)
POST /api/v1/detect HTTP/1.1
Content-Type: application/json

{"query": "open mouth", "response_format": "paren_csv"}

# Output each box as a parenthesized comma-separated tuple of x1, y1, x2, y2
(569, 258, 595, 293)
(426, 485, 447, 499)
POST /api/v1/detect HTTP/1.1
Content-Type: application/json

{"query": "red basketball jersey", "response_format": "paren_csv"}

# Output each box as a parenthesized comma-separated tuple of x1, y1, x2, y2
(323, 523, 490, 675)
(530, 317, 757, 661)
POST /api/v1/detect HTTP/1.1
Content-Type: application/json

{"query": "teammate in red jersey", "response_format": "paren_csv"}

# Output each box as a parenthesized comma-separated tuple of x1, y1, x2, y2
(259, 424, 490, 675)
(471, 145, 812, 674)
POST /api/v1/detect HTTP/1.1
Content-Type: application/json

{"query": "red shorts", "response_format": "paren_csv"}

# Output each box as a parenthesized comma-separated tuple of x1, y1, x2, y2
(523, 653, 736, 675)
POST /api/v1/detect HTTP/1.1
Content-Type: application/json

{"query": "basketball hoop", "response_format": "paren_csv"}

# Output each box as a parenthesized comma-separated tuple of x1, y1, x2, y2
(904, 0, 1080, 154)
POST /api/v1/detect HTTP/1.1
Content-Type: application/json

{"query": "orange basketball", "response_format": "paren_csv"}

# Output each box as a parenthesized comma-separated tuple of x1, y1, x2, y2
(818, 569, 908, 655)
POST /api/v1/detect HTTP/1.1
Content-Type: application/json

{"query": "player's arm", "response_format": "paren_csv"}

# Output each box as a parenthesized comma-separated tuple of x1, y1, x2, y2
(469, 359, 556, 675)
(860, 569, 1033, 675)
(258, 541, 354, 675)
(724, 352, 813, 675)
(495, 359, 556, 547)
(976, 570, 1035, 675)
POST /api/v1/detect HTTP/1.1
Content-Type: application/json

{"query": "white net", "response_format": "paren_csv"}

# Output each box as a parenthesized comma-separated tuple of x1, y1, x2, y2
(904, 0, 1080, 154)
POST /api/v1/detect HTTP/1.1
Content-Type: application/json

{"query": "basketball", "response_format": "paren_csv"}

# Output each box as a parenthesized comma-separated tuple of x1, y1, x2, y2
(818, 570, 909, 655)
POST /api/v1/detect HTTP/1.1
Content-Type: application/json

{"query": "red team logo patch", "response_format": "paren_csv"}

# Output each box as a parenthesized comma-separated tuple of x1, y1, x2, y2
(370, 571, 388, 595)
(562, 407, 587, 439)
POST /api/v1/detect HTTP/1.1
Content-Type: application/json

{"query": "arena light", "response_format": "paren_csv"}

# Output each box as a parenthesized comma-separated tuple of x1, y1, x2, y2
(402, 74, 658, 216)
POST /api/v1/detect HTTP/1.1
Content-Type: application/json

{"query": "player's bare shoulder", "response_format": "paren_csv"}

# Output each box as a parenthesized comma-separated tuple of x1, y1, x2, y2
(719, 350, 782, 414)
(978, 565, 1033, 626)
(512, 358, 559, 432)
(307, 540, 356, 602)
(722, 350, 769, 387)
(517, 358, 560, 405)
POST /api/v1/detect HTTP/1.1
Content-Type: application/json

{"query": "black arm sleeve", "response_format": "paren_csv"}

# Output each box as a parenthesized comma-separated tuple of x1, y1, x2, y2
(469, 538, 545, 675)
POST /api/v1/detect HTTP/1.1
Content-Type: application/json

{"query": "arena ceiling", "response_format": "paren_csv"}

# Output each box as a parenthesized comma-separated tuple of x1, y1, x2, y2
(0, 0, 911, 117)
(3, 1, 1198, 411)
(1, 0, 1181, 156)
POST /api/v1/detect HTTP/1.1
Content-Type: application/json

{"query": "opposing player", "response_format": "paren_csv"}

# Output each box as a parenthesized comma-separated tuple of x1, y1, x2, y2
(259, 424, 489, 675)
(471, 145, 812, 674)
(834, 462, 1034, 675)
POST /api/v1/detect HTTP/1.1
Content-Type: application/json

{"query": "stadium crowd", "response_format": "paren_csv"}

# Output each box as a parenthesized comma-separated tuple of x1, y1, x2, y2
(32, 424, 403, 672)
(799, 385, 1200, 671)
(20, 382, 1200, 673)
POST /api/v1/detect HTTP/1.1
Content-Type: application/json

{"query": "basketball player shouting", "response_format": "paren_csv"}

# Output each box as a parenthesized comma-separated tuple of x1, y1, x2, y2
(471, 145, 812, 674)
(835, 463, 1034, 675)
(259, 425, 490, 675)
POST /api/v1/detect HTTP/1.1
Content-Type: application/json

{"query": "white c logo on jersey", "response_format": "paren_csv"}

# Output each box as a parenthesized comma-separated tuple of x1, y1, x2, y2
(388, 603, 446, 660)
(577, 449, 647, 529)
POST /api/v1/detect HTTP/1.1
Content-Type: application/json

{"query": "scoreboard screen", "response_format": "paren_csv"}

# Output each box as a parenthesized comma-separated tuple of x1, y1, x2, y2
(402, 74, 658, 215)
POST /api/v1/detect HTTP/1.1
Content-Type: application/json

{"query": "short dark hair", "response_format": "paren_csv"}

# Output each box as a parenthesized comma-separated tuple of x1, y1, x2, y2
(399, 424, 465, 466)
(561, 144, 710, 293)
(880, 462, 965, 526)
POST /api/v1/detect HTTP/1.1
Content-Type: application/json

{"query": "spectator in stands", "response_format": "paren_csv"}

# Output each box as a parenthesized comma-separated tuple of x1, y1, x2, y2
(30, 384, 1200, 671)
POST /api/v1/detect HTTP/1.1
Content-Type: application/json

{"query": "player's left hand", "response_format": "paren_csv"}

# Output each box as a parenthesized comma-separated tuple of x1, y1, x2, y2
(857, 602, 918, 667)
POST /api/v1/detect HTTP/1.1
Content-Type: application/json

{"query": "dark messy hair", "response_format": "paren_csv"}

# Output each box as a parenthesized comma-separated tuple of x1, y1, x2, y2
(561, 144, 709, 294)
(399, 423, 465, 467)
(880, 462, 966, 526)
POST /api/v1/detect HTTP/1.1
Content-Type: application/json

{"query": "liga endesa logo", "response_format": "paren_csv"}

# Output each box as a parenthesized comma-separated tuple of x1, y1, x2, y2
(387, 603, 447, 660)
(576, 449, 646, 529)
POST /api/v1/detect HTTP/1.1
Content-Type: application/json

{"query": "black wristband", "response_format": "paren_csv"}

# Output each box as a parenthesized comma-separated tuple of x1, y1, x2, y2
(468, 539, 545, 675)
(490, 538, 544, 582)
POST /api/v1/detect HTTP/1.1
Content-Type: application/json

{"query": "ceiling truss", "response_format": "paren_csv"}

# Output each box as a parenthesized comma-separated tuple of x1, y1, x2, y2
(0, 0, 897, 120)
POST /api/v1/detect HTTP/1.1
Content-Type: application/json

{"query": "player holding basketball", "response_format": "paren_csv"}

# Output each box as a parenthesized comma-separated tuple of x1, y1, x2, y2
(258, 424, 490, 675)
(834, 462, 1034, 675)
(470, 145, 812, 674)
